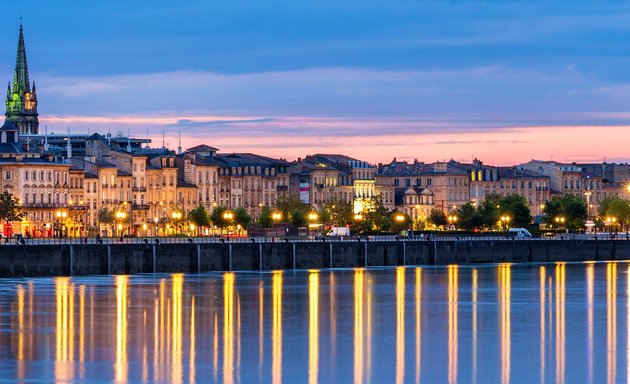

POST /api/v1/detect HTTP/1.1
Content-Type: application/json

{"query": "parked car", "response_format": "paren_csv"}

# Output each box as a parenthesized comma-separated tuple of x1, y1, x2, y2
(326, 227, 350, 237)
(508, 228, 532, 238)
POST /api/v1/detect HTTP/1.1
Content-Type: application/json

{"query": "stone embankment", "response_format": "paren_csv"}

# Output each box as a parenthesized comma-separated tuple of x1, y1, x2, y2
(0, 239, 626, 277)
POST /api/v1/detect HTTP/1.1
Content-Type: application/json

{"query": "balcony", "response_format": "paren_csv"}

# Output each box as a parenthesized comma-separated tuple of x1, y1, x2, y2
(132, 186, 147, 192)
(132, 204, 150, 210)
(21, 203, 60, 208)
(276, 185, 288, 191)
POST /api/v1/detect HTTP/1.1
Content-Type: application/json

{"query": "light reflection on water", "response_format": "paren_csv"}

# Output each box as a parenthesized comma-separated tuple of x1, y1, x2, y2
(1, 262, 630, 382)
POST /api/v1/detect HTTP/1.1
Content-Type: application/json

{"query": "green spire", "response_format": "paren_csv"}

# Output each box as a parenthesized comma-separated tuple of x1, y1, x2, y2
(13, 19, 30, 95)
(5, 19, 39, 135)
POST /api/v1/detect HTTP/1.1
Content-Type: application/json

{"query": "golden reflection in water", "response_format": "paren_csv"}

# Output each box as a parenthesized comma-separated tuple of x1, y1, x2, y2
(586, 263, 594, 384)
(448, 265, 458, 384)
(272, 271, 283, 384)
(607, 263, 617, 384)
(190, 296, 196, 384)
(330, 272, 337, 374)
(213, 312, 218, 383)
(223, 272, 235, 384)
(539, 266, 546, 384)
(79, 284, 86, 380)
(55, 277, 75, 382)
(555, 263, 566, 384)
(309, 271, 320, 384)
(498, 264, 511, 384)
(115, 275, 129, 383)
(415, 268, 422, 384)
(472, 268, 478, 384)
(172, 274, 184, 384)
(366, 272, 373, 382)
(354, 269, 365, 384)
(396, 266, 406, 384)
(627, 265, 630, 384)
(259, 280, 264, 378)
(17, 284, 24, 380)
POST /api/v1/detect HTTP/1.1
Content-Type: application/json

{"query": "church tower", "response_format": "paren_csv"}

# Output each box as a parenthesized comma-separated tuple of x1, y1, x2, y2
(5, 21, 38, 135)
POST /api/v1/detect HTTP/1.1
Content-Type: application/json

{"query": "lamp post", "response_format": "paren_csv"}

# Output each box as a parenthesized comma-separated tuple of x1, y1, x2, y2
(448, 215, 458, 230)
(554, 216, 565, 237)
(171, 211, 183, 235)
(308, 212, 319, 236)
(223, 211, 234, 235)
(55, 210, 67, 238)
(115, 211, 127, 237)
(500, 215, 511, 234)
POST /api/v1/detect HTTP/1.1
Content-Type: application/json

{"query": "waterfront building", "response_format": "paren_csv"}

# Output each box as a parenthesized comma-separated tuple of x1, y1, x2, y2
(217, 152, 290, 216)
(302, 154, 396, 212)
(456, 159, 550, 216)
(0, 120, 69, 237)
(377, 159, 468, 214)
(289, 160, 340, 209)
(177, 145, 221, 212)
(518, 160, 603, 213)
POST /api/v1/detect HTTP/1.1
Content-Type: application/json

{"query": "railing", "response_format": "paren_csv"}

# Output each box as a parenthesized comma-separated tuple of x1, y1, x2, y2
(132, 186, 147, 192)
(3, 233, 628, 246)
(132, 204, 150, 210)
(21, 203, 62, 208)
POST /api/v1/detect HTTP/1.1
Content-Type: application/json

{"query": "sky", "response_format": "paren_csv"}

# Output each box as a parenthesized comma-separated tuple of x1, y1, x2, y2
(2, 1, 630, 165)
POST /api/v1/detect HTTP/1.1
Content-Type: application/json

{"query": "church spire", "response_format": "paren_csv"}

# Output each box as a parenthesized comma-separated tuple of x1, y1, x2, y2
(14, 19, 30, 95)
(5, 20, 39, 135)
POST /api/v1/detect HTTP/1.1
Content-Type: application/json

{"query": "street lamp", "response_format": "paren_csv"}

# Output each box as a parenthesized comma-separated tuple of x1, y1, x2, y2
(554, 216, 566, 237)
(448, 215, 458, 230)
(172, 211, 183, 235)
(500, 215, 511, 232)
(353, 213, 363, 221)
(55, 210, 68, 237)
(271, 212, 282, 221)
(395, 213, 405, 223)
(115, 211, 127, 237)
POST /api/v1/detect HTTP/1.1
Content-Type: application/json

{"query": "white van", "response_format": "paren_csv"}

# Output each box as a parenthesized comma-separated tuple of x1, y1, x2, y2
(326, 227, 350, 237)
(508, 228, 532, 238)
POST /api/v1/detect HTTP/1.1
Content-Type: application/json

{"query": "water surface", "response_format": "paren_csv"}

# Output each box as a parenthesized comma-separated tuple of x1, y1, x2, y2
(0, 262, 627, 383)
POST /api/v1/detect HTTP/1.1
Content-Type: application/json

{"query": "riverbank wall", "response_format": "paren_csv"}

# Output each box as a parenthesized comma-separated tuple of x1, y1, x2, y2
(0, 239, 627, 277)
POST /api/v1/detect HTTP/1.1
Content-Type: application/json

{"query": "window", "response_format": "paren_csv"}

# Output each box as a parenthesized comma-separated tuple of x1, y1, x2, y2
(5, 171, 11, 180)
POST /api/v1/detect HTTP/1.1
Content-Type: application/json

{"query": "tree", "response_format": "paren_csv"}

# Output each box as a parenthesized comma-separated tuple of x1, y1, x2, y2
(478, 198, 500, 230)
(234, 207, 252, 230)
(598, 197, 630, 230)
(0, 191, 24, 228)
(390, 211, 413, 233)
(428, 209, 447, 228)
(210, 206, 229, 232)
(290, 208, 307, 228)
(188, 205, 210, 232)
(97, 207, 115, 235)
(455, 203, 483, 230)
(275, 196, 309, 221)
(319, 199, 353, 227)
(258, 206, 273, 230)
(497, 194, 532, 228)
(543, 194, 587, 230)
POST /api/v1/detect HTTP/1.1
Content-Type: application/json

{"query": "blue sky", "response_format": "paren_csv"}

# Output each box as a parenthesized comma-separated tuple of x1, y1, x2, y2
(2, 1, 630, 163)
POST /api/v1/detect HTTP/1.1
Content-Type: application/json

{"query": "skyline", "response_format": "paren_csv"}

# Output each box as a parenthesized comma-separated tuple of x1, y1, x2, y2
(3, 2, 630, 164)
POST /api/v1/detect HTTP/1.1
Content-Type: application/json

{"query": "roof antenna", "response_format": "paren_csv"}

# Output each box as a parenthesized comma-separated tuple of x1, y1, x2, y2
(127, 127, 131, 153)
(44, 125, 48, 151)
(146, 126, 149, 148)
(162, 126, 165, 148)
(177, 126, 182, 155)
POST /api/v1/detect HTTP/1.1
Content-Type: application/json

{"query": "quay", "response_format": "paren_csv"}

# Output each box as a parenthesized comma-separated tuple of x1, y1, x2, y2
(0, 238, 628, 277)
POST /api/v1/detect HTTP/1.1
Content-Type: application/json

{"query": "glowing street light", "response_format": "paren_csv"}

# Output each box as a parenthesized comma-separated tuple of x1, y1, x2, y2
(271, 212, 282, 221)
(395, 213, 405, 222)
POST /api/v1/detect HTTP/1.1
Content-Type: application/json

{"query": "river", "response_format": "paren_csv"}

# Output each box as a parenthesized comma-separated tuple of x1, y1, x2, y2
(0, 262, 626, 383)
